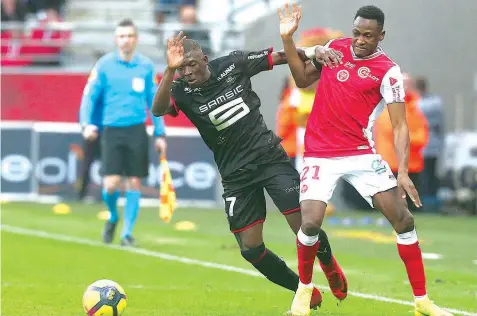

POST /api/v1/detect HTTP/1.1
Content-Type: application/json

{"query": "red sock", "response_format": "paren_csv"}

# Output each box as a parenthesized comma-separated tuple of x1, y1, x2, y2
(396, 230, 427, 297)
(297, 229, 320, 284)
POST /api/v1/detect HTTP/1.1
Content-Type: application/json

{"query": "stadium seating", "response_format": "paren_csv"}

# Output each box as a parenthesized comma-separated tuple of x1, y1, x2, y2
(1, 22, 72, 66)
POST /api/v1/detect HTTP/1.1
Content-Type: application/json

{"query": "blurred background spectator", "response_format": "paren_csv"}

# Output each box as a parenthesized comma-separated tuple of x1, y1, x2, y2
(416, 76, 445, 212)
(154, 0, 196, 24)
(1, 0, 28, 22)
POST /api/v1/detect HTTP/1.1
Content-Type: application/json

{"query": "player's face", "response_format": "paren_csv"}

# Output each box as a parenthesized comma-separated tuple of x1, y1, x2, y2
(351, 17, 385, 57)
(115, 26, 138, 55)
(177, 50, 209, 87)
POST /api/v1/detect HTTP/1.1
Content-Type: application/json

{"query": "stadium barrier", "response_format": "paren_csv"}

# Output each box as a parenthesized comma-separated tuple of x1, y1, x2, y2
(0, 121, 220, 207)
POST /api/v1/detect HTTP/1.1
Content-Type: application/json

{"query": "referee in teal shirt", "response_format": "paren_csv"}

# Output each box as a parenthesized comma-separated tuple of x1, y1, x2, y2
(80, 19, 167, 247)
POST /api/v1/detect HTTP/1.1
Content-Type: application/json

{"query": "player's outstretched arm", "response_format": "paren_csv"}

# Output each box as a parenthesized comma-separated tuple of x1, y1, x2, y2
(278, 4, 321, 88)
(152, 32, 186, 117)
(152, 67, 176, 117)
(388, 102, 422, 208)
(270, 48, 307, 65)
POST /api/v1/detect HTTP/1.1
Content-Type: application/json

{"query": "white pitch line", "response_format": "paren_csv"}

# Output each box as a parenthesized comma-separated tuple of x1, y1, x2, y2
(1, 225, 475, 316)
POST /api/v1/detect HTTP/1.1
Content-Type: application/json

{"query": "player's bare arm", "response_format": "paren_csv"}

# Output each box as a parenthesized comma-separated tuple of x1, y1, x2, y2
(271, 46, 340, 67)
(387, 102, 422, 208)
(152, 32, 186, 117)
(278, 3, 342, 88)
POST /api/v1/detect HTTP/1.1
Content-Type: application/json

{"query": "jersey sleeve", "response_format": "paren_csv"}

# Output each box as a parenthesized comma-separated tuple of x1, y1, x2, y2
(169, 80, 184, 117)
(381, 65, 406, 104)
(79, 62, 105, 126)
(230, 48, 274, 77)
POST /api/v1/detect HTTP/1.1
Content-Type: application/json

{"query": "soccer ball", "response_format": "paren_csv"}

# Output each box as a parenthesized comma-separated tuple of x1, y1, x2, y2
(82, 279, 127, 316)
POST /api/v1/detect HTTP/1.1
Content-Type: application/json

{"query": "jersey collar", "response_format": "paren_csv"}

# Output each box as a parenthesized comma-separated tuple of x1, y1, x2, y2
(350, 45, 384, 60)
(115, 51, 139, 65)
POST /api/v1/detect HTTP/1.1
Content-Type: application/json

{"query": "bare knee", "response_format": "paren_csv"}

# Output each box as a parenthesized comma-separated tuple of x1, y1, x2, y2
(300, 200, 326, 236)
(394, 209, 415, 234)
(103, 176, 121, 193)
(234, 224, 264, 251)
(127, 177, 141, 191)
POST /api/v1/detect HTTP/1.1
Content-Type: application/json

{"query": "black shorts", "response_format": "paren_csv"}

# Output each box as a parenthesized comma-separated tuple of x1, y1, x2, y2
(101, 123, 149, 177)
(222, 160, 301, 233)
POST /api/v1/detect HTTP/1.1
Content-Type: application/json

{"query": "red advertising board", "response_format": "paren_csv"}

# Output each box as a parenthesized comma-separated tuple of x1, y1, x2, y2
(1, 73, 193, 127)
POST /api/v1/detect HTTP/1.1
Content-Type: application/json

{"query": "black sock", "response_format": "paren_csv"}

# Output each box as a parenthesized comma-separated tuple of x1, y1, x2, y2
(316, 229, 333, 265)
(241, 243, 298, 292)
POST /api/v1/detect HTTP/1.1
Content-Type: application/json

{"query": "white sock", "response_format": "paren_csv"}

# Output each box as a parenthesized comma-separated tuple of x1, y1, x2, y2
(415, 294, 428, 301)
(297, 228, 319, 246)
(396, 228, 419, 245)
(299, 281, 314, 288)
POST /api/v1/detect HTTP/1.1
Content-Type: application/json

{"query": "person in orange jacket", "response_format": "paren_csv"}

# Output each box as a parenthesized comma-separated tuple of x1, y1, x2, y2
(276, 77, 298, 161)
(374, 73, 429, 210)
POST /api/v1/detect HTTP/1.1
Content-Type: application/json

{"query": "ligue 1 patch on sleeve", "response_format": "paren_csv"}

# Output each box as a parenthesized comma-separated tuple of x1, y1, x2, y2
(132, 77, 145, 92)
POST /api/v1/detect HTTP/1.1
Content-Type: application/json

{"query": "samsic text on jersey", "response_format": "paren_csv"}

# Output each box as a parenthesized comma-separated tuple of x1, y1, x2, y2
(169, 48, 285, 178)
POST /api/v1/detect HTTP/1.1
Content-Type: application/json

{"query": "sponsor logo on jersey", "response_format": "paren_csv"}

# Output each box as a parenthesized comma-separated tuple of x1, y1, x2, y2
(247, 51, 269, 60)
(184, 87, 202, 94)
(199, 85, 243, 113)
(344, 62, 356, 69)
(217, 63, 236, 81)
(358, 67, 379, 82)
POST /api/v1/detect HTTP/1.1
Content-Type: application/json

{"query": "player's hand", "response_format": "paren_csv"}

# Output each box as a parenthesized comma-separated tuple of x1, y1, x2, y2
(278, 3, 302, 39)
(166, 31, 186, 70)
(82, 125, 98, 141)
(397, 173, 422, 208)
(155, 137, 167, 158)
(315, 47, 343, 68)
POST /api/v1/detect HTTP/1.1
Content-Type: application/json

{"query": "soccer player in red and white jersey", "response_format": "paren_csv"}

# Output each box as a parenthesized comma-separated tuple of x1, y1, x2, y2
(278, 4, 453, 316)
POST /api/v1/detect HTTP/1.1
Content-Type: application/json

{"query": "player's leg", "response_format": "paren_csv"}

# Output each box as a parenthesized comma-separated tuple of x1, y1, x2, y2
(263, 161, 347, 301)
(121, 124, 149, 247)
(347, 154, 452, 316)
(224, 183, 322, 309)
(100, 128, 123, 244)
(291, 158, 344, 316)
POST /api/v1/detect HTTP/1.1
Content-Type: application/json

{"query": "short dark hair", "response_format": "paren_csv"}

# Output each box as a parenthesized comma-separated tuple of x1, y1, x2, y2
(117, 18, 136, 29)
(355, 5, 385, 28)
(183, 39, 202, 54)
(415, 76, 428, 93)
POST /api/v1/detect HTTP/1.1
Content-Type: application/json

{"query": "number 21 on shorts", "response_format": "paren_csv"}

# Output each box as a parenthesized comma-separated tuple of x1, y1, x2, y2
(225, 197, 236, 217)
(300, 165, 320, 193)
(301, 165, 320, 182)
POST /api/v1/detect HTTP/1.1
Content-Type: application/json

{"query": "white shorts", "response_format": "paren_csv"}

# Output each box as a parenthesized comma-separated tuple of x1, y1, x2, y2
(299, 154, 397, 207)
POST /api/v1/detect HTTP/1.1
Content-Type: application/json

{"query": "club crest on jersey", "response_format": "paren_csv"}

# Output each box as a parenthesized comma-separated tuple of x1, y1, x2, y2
(358, 67, 379, 82)
(337, 70, 349, 82)
(226, 76, 236, 84)
(217, 63, 236, 81)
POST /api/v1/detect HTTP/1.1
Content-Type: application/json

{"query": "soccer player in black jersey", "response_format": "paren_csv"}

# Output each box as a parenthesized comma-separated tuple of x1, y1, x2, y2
(152, 32, 346, 309)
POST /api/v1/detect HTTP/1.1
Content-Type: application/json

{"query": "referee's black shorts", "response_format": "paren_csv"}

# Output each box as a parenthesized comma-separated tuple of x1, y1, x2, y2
(101, 123, 149, 177)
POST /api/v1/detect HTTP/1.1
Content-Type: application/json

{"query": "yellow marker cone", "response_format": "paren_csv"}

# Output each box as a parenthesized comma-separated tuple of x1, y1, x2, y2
(52, 203, 72, 215)
(174, 221, 197, 232)
(97, 210, 110, 221)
